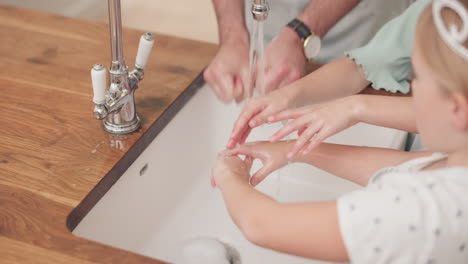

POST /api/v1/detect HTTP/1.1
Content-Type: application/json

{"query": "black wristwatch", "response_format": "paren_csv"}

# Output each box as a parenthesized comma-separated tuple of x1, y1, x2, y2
(287, 18, 321, 60)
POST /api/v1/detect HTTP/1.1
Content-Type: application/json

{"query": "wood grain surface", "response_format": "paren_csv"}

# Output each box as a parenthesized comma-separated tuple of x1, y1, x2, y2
(0, 5, 217, 263)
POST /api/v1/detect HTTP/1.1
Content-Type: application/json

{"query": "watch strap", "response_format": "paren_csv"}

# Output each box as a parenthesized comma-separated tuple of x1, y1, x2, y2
(286, 18, 312, 41)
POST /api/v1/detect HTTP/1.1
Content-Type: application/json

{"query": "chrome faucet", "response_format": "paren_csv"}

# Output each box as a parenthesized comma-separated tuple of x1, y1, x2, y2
(251, 0, 269, 21)
(91, 0, 155, 134)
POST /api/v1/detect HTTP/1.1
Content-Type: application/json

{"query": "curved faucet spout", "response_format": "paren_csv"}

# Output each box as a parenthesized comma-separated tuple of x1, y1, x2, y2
(90, 0, 155, 134)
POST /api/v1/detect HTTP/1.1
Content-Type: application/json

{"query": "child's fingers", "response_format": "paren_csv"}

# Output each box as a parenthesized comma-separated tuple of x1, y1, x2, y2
(248, 107, 272, 128)
(228, 144, 255, 158)
(228, 105, 262, 149)
(250, 163, 275, 186)
(243, 156, 254, 170)
(210, 171, 217, 187)
(239, 127, 252, 145)
(267, 108, 306, 123)
(288, 122, 323, 159)
(302, 127, 330, 155)
(269, 117, 306, 142)
(297, 127, 307, 136)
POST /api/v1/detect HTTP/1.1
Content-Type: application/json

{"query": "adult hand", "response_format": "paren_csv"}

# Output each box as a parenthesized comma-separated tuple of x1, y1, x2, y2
(204, 37, 250, 104)
(211, 154, 253, 188)
(258, 27, 306, 95)
(227, 141, 290, 186)
(268, 96, 363, 158)
(226, 87, 297, 149)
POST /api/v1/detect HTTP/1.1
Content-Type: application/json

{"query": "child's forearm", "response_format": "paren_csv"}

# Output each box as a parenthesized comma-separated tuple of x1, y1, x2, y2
(218, 173, 278, 243)
(288, 57, 371, 107)
(218, 172, 349, 261)
(293, 142, 431, 186)
(355, 94, 418, 133)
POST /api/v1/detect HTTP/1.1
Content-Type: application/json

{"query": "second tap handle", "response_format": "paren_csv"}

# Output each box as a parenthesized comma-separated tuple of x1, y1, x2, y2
(91, 64, 107, 104)
(135, 33, 155, 70)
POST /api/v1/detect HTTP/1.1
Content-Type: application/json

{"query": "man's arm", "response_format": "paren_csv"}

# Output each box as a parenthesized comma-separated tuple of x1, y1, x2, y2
(212, 0, 247, 44)
(297, 0, 361, 38)
(262, 0, 362, 94)
(204, 0, 250, 103)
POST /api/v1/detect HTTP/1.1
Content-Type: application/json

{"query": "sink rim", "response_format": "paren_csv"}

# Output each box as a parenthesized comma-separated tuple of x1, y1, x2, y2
(66, 72, 206, 232)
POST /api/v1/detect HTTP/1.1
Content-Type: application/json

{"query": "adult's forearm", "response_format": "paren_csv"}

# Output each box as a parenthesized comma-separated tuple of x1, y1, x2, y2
(212, 0, 248, 43)
(298, 0, 361, 37)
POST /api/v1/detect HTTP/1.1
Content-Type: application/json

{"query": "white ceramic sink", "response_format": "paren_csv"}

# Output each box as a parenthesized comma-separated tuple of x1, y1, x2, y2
(72, 82, 407, 264)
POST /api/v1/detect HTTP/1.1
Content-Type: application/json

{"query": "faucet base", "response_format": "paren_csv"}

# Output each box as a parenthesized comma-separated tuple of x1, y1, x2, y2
(103, 114, 141, 135)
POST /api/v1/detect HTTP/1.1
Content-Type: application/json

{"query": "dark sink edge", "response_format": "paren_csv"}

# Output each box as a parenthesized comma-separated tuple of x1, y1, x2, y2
(66, 72, 206, 232)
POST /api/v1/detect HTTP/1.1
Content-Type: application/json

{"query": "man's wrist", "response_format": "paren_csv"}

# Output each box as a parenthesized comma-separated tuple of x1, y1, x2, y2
(219, 26, 249, 46)
(297, 12, 323, 38)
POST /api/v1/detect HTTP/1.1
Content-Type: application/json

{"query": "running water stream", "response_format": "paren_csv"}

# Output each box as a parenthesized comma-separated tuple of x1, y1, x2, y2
(247, 15, 293, 201)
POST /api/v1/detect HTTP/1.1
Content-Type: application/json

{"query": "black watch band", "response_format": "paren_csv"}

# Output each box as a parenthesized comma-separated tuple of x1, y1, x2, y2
(286, 18, 312, 41)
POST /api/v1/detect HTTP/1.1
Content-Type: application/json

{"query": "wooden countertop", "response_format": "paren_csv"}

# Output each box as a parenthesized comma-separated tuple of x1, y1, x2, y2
(0, 5, 217, 263)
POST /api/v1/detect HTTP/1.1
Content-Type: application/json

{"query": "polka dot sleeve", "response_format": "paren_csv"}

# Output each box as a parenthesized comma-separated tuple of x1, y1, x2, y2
(337, 172, 468, 264)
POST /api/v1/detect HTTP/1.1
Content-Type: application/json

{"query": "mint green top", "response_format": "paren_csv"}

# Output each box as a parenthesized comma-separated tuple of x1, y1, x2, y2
(346, 0, 430, 94)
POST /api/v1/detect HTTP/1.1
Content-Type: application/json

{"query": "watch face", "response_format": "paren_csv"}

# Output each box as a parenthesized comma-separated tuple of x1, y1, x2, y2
(304, 35, 321, 60)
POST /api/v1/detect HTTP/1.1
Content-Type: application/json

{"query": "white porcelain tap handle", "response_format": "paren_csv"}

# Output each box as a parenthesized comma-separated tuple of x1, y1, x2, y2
(91, 64, 107, 104)
(135, 33, 155, 70)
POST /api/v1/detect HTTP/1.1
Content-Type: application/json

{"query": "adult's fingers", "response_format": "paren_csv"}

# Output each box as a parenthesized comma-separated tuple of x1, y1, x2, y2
(233, 77, 244, 104)
(217, 75, 235, 103)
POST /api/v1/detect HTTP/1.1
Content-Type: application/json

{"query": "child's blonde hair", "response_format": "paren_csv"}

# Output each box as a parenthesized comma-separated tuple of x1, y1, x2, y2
(416, 0, 468, 97)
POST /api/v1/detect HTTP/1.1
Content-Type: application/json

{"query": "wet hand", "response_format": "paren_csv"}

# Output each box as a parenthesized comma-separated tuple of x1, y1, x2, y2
(211, 154, 253, 188)
(268, 96, 362, 158)
(204, 38, 250, 104)
(226, 141, 290, 186)
(226, 88, 296, 149)
(259, 27, 306, 95)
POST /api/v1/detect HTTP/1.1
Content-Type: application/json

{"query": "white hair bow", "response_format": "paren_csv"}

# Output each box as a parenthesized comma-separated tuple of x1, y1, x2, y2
(433, 0, 468, 60)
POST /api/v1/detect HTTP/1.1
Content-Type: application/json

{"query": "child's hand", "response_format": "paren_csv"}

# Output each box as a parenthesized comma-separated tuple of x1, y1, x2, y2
(267, 96, 362, 158)
(226, 88, 296, 149)
(211, 155, 253, 188)
(227, 141, 290, 186)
